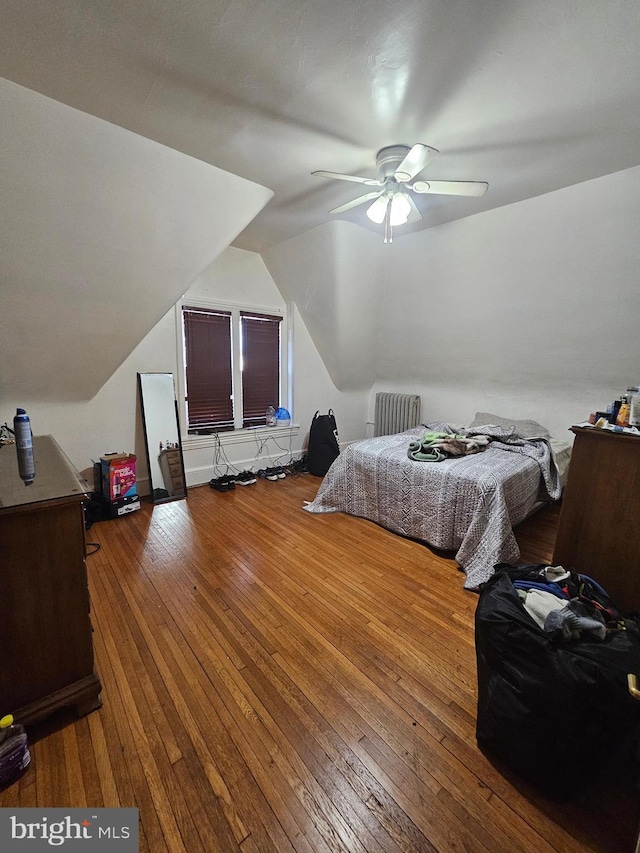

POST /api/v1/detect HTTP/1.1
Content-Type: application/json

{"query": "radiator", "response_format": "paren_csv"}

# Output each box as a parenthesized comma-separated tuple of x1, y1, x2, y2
(374, 393, 421, 437)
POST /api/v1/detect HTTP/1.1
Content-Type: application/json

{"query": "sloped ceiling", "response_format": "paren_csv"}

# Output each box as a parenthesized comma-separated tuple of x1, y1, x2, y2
(262, 221, 384, 390)
(0, 78, 273, 401)
(2, 1, 640, 403)
(1, 1, 639, 252)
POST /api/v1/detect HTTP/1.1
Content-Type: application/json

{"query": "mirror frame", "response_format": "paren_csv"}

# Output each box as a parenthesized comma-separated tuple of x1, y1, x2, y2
(137, 372, 188, 504)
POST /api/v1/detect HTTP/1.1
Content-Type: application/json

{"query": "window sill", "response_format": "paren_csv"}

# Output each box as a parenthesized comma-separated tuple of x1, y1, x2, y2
(182, 424, 300, 451)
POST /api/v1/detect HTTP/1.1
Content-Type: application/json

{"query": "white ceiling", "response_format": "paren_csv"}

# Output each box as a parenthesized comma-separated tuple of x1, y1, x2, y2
(1, 0, 640, 253)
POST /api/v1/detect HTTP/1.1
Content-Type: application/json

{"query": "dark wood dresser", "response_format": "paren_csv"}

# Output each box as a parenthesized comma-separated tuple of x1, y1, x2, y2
(0, 435, 102, 724)
(553, 426, 640, 612)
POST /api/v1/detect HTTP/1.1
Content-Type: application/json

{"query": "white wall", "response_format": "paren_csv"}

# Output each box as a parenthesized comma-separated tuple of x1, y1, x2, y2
(0, 77, 273, 403)
(372, 165, 640, 440)
(3, 247, 363, 492)
(3, 308, 177, 491)
(289, 302, 369, 451)
(262, 220, 384, 391)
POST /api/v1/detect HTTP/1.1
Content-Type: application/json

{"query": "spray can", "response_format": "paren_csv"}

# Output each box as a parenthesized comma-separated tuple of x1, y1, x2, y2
(13, 408, 35, 485)
(0, 715, 31, 789)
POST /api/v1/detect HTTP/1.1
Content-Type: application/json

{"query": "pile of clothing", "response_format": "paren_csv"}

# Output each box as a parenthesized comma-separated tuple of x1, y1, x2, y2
(407, 430, 490, 462)
(509, 564, 623, 641)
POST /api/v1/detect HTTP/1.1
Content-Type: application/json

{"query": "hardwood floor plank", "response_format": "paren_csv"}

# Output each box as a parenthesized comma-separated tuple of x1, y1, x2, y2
(108, 523, 310, 852)
(92, 536, 245, 852)
(85, 712, 117, 808)
(105, 551, 251, 845)
(266, 620, 520, 851)
(18, 771, 37, 808)
(34, 728, 57, 805)
(89, 589, 171, 852)
(356, 732, 490, 853)
(138, 571, 369, 853)
(95, 595, 218, 852)
(136, 502, 440, 849)
(239, 656, 406, 853)
(61, 722, 87, 807)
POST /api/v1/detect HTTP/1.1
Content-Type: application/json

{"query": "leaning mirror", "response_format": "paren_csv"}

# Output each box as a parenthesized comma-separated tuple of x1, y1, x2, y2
(137, 373, 187, 503)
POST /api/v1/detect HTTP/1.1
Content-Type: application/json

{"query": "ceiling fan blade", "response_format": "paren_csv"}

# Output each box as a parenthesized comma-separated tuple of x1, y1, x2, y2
(394, 144, 439, 182)
(329, 191, 382, 214)
(312, 170, 382, 186)
(411, 180, 489, 197)
(406, 194, 422, 224)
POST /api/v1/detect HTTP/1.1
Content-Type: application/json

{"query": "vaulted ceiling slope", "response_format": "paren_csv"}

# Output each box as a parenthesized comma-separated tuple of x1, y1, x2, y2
(262, 221, 384, 391)
(1, 1, 639, 252)
(0, 78, 273, 401)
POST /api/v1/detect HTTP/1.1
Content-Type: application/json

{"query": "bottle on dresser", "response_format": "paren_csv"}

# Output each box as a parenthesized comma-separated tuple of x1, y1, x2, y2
(628, 386, 640, 426)
(616, 394, 631, 427)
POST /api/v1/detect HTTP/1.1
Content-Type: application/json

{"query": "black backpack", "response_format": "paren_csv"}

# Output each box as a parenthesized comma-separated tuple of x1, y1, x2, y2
(307, 410, 340, 476)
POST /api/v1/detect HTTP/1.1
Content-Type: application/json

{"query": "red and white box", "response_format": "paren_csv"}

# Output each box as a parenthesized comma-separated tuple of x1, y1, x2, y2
(101, 453, 137, 501)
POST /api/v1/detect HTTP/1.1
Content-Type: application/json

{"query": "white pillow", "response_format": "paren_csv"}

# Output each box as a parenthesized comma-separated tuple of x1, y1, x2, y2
(468, 412, 550, 440)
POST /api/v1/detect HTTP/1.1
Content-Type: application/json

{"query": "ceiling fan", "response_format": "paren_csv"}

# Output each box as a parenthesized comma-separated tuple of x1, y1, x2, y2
(312, 143, 488, 243)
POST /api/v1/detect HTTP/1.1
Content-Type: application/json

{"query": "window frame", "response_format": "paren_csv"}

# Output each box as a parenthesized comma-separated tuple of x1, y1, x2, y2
(175, 298, 291, 443)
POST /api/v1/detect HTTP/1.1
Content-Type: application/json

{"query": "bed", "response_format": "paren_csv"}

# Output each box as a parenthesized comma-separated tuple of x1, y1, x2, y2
(303, 413, 570, 591)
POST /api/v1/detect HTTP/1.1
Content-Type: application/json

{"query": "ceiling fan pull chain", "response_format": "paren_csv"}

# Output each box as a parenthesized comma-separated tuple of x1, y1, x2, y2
(384, 205, 392, 244)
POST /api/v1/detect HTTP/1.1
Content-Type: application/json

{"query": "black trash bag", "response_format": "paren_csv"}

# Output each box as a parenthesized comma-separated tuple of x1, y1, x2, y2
(84, 494, 108, 528)
(475, 566, 640, 797)
(307, 410, 339, 476)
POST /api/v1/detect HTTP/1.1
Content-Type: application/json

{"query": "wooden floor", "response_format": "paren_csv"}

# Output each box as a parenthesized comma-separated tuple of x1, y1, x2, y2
(2, 474, 638, 852)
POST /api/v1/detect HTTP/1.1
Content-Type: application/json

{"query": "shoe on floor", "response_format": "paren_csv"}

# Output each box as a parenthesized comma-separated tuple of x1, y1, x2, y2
(264, 467, 279, 481)
(209, 477, 229, 492)
(235, 470, 257, 486)
(275, 466, 286, 479)
(220, 475, 236, 490)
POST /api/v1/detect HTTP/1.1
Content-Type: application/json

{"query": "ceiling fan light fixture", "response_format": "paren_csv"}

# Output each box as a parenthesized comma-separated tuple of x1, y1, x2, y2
(366, 195, 389, 224)
(314, 142, 488, 241)
(389, 192, 411, 226)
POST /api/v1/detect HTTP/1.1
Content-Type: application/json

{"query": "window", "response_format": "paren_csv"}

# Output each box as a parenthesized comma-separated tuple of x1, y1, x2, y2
(182, 304, 284, 434)
(182, 307, 233, 432)
(240, 312, 281, 428)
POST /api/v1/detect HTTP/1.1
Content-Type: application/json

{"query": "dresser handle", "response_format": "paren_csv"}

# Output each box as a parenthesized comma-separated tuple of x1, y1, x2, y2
(627, 674, 640, 700)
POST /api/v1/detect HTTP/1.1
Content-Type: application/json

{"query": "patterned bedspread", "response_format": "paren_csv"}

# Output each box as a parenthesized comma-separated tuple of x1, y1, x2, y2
(303, 423, 562, 590)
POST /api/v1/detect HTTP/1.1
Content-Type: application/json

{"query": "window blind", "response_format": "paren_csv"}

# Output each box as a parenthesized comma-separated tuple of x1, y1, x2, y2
(183, 307, 233, 432)
(241, 312, 282, 428)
